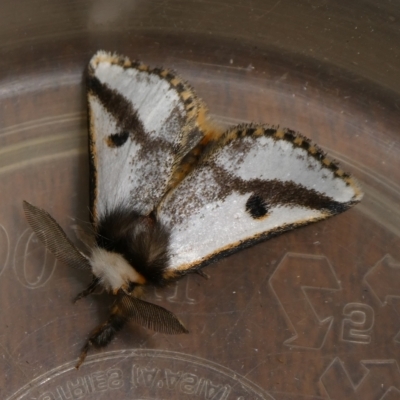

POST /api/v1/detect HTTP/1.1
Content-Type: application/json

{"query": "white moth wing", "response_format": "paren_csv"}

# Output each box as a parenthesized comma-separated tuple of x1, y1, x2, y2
(158, 124, 363, 272)
(87, 51, 208, 224)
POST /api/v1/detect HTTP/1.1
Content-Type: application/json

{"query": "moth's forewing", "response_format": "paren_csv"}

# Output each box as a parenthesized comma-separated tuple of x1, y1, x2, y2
(87, 51, 210, 222)
(158, 125, 363, 273)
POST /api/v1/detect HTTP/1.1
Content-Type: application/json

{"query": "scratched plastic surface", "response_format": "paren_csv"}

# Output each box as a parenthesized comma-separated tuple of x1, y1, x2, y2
(1, 1, 400, 399)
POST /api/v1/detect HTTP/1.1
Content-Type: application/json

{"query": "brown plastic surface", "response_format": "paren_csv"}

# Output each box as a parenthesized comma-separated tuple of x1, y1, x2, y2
(1, 1, 400, 399)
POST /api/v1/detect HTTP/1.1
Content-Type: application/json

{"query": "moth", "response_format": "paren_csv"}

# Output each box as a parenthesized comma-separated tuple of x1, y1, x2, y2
(23, 50, 363, 368)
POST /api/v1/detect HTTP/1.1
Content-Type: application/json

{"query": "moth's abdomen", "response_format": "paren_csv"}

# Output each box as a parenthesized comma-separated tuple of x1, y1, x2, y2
(76, 301, 127, 368)
(90, 309, 126, 348)
(93, 206, 171, 287)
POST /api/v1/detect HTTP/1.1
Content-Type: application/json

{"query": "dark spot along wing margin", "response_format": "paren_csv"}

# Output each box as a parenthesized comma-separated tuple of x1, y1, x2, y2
(23, 201, 91, 270)
(119, 292, 188, 334)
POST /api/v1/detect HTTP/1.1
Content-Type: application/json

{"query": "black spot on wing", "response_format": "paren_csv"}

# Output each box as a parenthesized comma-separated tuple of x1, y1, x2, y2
(175, 82, 185, 92)
(264, 128, 277, 135)
(246, 194, 269, 219)
(283, 129, 296, 141)
(107, 131, 130, 148)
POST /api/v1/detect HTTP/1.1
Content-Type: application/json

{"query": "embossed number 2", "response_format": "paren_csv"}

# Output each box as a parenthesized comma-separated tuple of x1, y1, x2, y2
(341, 303, 374, 344)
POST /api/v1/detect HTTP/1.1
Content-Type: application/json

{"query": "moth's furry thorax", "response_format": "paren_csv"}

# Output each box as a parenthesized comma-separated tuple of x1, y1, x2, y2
(91, 206, 171, 288)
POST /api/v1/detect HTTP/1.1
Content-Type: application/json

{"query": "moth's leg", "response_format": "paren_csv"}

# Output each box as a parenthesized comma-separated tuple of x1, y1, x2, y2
(73, 276, 101, 303)
(75, 301, 126, 369)
(195, 269, 210, 280)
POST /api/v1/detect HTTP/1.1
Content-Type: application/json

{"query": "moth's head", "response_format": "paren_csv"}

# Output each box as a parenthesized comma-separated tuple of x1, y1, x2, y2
(91, 205, 171, 290)
(89, 247, 146, 292)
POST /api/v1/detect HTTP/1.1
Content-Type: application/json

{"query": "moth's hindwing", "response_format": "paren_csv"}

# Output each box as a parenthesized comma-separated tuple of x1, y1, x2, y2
(158, 124, 363, 273)
(87, 51, 212, 223)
